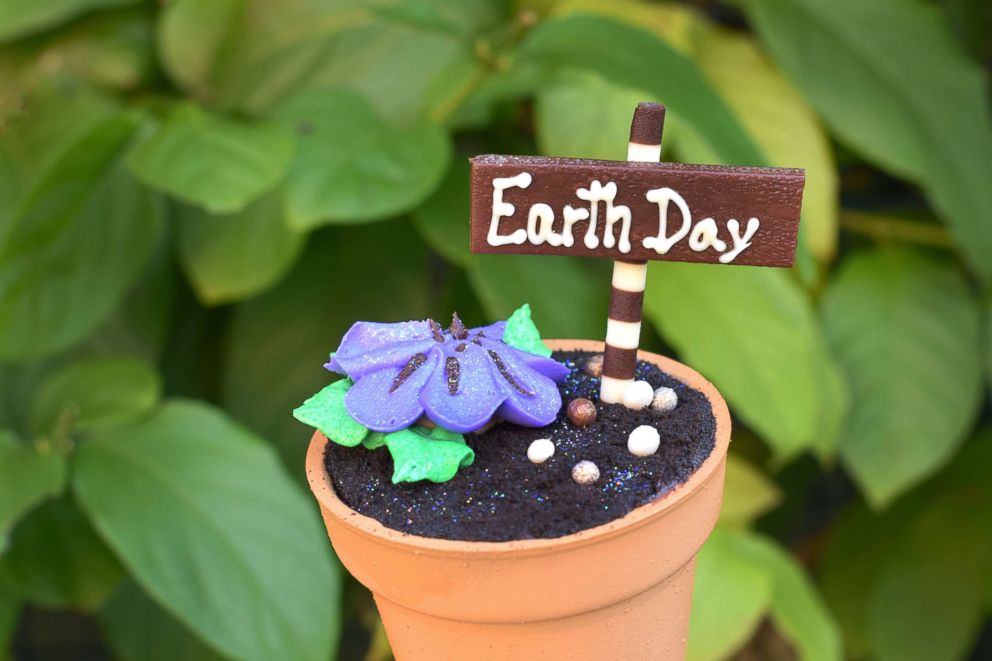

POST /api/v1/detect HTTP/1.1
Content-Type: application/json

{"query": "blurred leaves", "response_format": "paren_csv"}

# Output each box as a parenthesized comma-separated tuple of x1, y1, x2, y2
(127, 103, 294, 214)
(0, 0, 138, 44)
(0, 497, 125, 611)
(0, 589, 16, 661)
(176, 191, 305, 305)
(274, 89, 450, 228)
(689, 527, 841, 661)
(745, 0, 992, 282)
(820, 434, 992, 660)
(822, 247, 982, 507)
(99, 580, 226, 661)
(0, 113, 162, 359)
(645, 263, 847, 460)
(719, 454, 782, 529)
(28, 356, 161, 436)
(0, 430, 65, 550)
(74, 400, 340, 661)
(522, 13, 764, 166)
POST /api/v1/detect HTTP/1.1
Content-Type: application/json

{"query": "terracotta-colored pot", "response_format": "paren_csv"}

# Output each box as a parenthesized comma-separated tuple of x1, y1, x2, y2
(306, 340, 731, 660)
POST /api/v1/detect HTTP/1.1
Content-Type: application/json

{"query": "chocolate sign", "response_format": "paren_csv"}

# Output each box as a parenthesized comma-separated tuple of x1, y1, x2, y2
(470, 156, 805, 267)
(468, 102, 806, 405)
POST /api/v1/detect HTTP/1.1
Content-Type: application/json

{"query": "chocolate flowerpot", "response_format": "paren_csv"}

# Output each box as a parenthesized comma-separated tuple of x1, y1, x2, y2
(306, 340, 731, 660)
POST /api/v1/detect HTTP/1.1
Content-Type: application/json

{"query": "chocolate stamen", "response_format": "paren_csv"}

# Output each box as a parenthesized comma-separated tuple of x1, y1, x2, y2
(455, 343, 467, 352)
(488, 350, 533, 396)
(391, 353, 427, 392)
(449, 312, 468, 340)
(428, 319, 444, 342)
(445, 356, 460, 394)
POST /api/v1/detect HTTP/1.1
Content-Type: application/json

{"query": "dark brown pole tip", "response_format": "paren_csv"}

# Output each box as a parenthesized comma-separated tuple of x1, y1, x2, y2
(629, 102, 666, 146)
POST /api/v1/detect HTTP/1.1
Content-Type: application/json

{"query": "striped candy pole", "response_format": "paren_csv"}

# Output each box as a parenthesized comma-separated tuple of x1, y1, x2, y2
(600, 102, 665, 404)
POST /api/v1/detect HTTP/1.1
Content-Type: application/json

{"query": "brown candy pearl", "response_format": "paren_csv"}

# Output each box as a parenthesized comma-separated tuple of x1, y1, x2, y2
(584, 354, 604, 378)
(567, 397, 597, 428)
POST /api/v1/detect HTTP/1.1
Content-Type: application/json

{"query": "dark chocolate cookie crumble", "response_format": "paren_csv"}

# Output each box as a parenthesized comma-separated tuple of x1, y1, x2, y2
(324, 350, 716, 542)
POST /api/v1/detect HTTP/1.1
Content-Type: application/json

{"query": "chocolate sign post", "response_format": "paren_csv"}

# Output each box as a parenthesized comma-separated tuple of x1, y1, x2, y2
(470, 102, 805, 404)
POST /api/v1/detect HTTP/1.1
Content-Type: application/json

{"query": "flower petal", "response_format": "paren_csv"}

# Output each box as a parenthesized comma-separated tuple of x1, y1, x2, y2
(420, 345, 503, 433)
(327, 320, 434, 374)
(326, 338, 436, 379)
(344, 350, 439, 432)
(471, 320, 506, 341)
(486, 346, 563, 427)
(479, 338, 569, 382)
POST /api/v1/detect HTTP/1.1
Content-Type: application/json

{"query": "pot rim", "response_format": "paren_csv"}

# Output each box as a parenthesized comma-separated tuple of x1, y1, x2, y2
(306, 339, 731, 558)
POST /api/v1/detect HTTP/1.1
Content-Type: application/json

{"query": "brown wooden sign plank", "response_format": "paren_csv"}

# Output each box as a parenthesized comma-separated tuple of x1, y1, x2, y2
(470, 155, 805, 267)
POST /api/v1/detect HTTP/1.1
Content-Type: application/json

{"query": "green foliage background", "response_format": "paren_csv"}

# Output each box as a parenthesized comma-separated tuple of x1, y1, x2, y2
(1, 0, 990, 659)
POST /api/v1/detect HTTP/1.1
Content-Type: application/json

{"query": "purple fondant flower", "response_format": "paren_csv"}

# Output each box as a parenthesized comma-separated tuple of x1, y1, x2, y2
(325, 314, 569, 433)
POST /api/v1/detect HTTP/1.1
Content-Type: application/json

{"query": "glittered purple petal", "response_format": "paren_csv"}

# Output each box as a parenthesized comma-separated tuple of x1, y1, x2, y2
(488, 347, 562, 427)
(329, 320, 434, 374)
(326, 338, 436, 379)
(471, 320, 506, 341)
(420, 345, 503, 433)
(478, 338, 569, 382)
(344, 350, 439, 432)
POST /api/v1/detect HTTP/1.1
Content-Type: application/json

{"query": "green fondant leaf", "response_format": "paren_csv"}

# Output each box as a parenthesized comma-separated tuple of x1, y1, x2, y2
(292, 380, 369, 447)
(383, 426, 474, 484)
(362, 432, 387, 450)
(502, 303, 552, 358)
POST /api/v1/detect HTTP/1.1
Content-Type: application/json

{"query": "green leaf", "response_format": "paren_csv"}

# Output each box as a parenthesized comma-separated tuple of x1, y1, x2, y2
(744, 0, 992, 283)
(0, 431, 65, 551)
(223, 221, 431, 465)
(0, 113, 163, 360)
(469, 254, 610, 341)
(502, 303, 552, 358)
(985, 296, 991, 402)
(690, 527, 841, 661)
(293, 380, 369, 447)
(688, 528, 774, 661)
(682, 24, 839, 263)
(821, 438, 992, 661)
(100, 580, 226, 661)
(411, 158, 471, 268)
(644, 262, 847, 459)
(0, 497, 124, 610)
(0, 0, 138, 44)
(739, 533, 843, 661)
(719, 454, 781, 529)
(383, 426, 473, 484)
(822, 247, 982, 507)
(73, 400, 340, 661)
(521, 13, 764, 166)
(127, 103, 294, 214)
(29, 356, 161, 437)
(274, 89, 450, 228)
(157, 0, 488, 123)
(175, 191, 305, 305)
(535, 69, 649, 161)
(0, 588, 18, 660)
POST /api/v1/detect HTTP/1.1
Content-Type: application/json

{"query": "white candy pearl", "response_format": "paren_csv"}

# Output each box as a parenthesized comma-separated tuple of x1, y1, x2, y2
(627, 425, 661, 457)
(527, 438, 555, 464)
(571, 460, 600, 485)
(622, 380, 654, 410)
(651, 386, 678, 412)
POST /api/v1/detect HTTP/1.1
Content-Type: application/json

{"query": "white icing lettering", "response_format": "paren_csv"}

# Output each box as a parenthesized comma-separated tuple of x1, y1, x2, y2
(642, 187, 691, 254)
(487, 172, 531, 246)
(720, 218, 760, 263)
(561, 205, 589, 248)
(526, 203, 563, 246)
(688, 218, 727, 253)
(576, 181, 632, 253)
